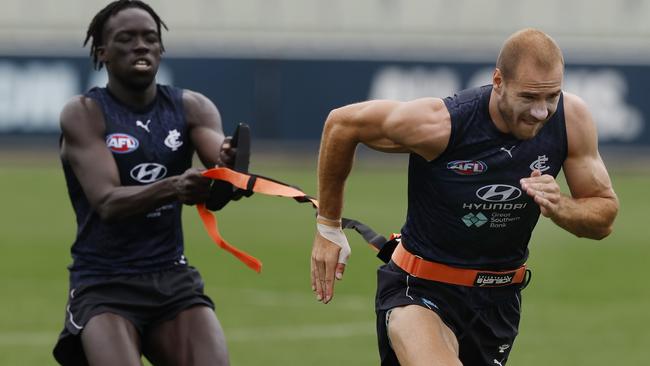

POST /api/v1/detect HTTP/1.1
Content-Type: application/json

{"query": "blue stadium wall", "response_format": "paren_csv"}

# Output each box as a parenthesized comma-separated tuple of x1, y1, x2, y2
(0, 56, 647, 146)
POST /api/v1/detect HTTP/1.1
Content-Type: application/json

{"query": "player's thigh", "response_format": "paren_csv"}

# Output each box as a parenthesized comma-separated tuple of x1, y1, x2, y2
(387, 305, 461, 366)
(81, 312, 143, 366)
(143, 305, 229, 366)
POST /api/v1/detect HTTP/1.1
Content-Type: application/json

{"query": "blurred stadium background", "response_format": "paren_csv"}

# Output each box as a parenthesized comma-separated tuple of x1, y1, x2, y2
(1, 1, 649, 365)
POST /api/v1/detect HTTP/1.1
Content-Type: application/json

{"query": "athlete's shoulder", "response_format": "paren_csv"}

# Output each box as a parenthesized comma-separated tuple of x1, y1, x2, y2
(442, 85, 490, 122)
(562, 92, 595, 134)
(561, 91, 598, 156)
(561, 92, 590, 123)
(444, 85, 490, 107)
(60, 94, 105, 139)
(60, 95, 103, 125)
(180, 89, 222, 129)
(181, 89, 217, 110)
(386, 97, 450, 161)
(396, 97, 448, 118)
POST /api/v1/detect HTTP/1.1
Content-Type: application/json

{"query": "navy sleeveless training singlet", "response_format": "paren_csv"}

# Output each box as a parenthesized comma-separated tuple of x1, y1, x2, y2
(400, 85, 567, 269)
(61, 85, 193, 287)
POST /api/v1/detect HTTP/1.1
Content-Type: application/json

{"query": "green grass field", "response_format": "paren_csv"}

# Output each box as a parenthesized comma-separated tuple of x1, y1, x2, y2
(1, 151, 649, 365)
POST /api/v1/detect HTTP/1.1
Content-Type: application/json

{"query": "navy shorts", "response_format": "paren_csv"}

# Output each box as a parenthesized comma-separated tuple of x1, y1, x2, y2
(52, 265, 214, 366)
(375, 261, 525, 366)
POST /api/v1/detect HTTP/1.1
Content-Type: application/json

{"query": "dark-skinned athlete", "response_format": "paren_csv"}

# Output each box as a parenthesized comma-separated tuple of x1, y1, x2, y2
(53, 1, 234, 365)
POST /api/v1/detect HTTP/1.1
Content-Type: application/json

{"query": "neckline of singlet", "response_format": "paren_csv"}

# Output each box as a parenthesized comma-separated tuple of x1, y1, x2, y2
(103, 85, 161, 115)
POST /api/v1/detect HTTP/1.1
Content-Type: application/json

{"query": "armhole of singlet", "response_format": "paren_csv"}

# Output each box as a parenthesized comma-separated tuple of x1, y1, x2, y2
(172, 86, 188, 130)
(84, 89, 109, 132)
(427, 96, 463, 163)
(558, 92, 569, 161)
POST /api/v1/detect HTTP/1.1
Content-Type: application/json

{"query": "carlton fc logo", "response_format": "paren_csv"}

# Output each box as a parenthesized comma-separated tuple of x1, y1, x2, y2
(106, 133, 139, 153)
(447, 160, 487, 175)
(530, 155, 550, 172)
(164, 129, 183, 151)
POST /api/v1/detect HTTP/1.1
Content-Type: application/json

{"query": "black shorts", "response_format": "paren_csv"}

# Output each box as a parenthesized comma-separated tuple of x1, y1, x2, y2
(375, 261, 525, 366)
(52, 265, 215, 366)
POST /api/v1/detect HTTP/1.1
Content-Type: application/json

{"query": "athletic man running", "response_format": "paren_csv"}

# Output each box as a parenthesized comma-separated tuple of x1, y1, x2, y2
(311, 28, 619, 365)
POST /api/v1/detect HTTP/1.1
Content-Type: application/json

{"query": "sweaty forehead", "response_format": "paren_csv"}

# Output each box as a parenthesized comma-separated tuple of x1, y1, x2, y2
(103, 7, 157, 37)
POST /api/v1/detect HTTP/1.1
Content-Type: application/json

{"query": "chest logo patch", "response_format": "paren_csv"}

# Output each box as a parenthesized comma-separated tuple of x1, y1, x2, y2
(529, 155, 550, 172)
(447, 160, 487, 175)
(164, 129, 183, 151)
(106, 133, 139, 154)
(500, 145, 515, 158)
(476, 184, 521, 202)
(136, 119, 151, 133)
(130, 163, 167, 183)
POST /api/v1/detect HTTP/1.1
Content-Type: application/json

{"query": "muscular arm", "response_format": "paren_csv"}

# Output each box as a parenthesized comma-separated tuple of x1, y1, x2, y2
(183, 90, 227, 168)
(60, 94, 218, 222)
(317, 98, 451, 219)
(312, 98, 451, 303)
(521, 93, 619, 239)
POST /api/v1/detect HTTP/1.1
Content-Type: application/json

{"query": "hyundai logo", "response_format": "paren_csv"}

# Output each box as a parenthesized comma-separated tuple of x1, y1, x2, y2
(476, 184, 521, 202)
(130, 163, 167, 183)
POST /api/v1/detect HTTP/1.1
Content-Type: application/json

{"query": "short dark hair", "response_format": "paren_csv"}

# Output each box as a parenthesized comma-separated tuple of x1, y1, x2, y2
(84, 0, 168, 70)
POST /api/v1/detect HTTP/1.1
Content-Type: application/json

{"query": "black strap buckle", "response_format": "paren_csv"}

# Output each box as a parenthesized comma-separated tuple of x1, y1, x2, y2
(205, 123, 252, 211)
(520, 268, 533, 290)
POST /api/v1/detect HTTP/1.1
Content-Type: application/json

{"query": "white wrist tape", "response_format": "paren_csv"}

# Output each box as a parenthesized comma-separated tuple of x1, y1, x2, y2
(317, 223, 351, 265)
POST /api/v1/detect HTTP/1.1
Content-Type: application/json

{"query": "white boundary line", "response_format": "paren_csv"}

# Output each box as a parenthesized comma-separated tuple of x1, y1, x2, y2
(0, 322, 375, 346)
(227, 322, 374, 342)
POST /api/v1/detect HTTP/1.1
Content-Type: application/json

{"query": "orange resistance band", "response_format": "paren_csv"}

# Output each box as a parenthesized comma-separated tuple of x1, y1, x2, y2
(197, 167, 319, 273)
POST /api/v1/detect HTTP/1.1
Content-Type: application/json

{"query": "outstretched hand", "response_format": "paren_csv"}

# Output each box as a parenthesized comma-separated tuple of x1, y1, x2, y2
(311, 231, 347, 304)
(520, 169, 561, 218)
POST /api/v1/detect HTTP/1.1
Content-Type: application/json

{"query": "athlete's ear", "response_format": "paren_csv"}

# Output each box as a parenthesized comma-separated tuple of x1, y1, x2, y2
(493, 68, 503, 91)
(96, 46, 107, 63)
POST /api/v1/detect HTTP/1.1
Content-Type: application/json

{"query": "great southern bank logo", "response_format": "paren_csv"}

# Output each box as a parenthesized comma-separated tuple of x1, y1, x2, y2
(476, 184, 521, 202)
(106, 133, 139, 154)
(462, 212, 488, 227)
(447, 160, 487, 175)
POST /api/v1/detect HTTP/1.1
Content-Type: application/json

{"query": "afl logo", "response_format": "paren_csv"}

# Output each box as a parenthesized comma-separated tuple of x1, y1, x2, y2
(106, 133, 139, 153)
(447, 160, 487, 175)
(476, 184, 521, 202)
(130, 163, 167, 183)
